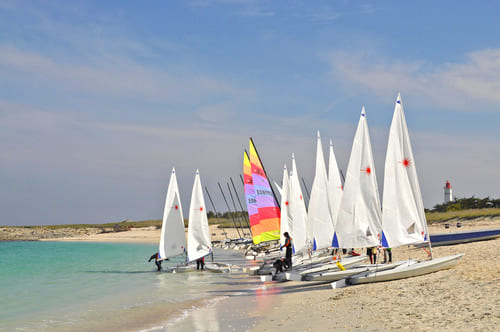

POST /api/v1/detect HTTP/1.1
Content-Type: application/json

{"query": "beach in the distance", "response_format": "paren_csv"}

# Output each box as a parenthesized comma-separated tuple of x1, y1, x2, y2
(40, 218, 500, 331)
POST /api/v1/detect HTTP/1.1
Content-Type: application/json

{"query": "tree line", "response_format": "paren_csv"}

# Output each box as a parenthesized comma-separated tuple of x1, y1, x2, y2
(429, 196, 500, 212)
(207, 211, 248, 219)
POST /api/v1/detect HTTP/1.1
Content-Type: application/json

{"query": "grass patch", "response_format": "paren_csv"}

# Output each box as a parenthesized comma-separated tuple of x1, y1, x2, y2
(425, 208, 500, 223)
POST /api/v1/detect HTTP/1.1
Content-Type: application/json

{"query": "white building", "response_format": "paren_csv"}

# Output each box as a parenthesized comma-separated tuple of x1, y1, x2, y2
(444, 180, 453, 203)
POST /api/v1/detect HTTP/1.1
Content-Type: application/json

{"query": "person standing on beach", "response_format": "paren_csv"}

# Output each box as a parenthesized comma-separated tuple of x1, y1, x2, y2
(367, 247, 377, 264)
(282, 232, 293, 270)
(383, 248, 392, 263)
(196, 257, 205, 270)
(148, 252, 162, 271)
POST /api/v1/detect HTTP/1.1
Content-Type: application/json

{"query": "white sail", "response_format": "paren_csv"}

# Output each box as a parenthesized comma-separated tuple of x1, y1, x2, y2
(279, 164, 293, 247)
(381, 93, 428, 248)
(288, 153, 310, 253)
(327, 138, 344, 231)
(334, 107, 382, 248)
(187, 169, 212, 262)
(308, 131, 335, 250)
(158, 168, 187, 260)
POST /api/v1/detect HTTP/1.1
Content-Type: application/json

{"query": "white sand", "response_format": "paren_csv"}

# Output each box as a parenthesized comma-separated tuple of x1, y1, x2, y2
(249, 219, 500, 331)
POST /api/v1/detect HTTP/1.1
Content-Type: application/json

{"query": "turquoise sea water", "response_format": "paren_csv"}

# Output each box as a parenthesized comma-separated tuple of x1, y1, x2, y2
(0, 241, 263, 332)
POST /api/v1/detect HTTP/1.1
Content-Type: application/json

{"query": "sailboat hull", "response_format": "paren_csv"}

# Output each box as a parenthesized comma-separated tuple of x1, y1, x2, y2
(346, 253, 464, 285)
(304, 262, 402, 282)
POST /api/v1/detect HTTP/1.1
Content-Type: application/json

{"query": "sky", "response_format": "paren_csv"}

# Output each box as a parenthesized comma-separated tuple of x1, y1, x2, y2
(1, 0, 500, 226)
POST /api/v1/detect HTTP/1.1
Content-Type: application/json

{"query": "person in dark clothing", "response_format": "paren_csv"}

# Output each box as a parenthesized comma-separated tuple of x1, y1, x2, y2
(367, 247, 377, 264)
(383, 248, 392, 263)
(272, 258, 290, 274)
(196, 257, 205, 270)
(282, 232, 293, 270)
(148, 252, 163, 271)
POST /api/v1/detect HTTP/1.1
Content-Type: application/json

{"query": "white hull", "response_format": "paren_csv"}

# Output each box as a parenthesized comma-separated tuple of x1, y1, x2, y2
(275, 255, 368, 282)
(304, 261, 404, 282)
(347, 254, 464, 285)
(297, 255, 367, 276)
(169, 261, 232, 273)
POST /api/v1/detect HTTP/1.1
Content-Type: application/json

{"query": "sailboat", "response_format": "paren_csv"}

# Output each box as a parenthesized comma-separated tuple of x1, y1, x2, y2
(347, 94, 463, 285)
(308, 131, 335, 251)
(288, 152, 311, 255)
(246, 138, 281, 245)
(327, 138, 343, 231)
(333, 106, 383, 249)
(187, 169, 212, 264)
(279, 164, 292, 249)
(300, 108, 389, 282)
(285, 128, 374, 282)
(158, 168, 187, 262)
(173, 169, 231, 273)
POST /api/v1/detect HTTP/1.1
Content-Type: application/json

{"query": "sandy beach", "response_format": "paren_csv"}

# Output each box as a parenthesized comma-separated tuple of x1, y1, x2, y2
(247, 219, 500, 332)
(47, 219, 500, 331)
(43, 224, 244, 244)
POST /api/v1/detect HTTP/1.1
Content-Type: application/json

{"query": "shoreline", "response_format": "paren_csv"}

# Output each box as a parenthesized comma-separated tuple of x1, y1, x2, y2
(2, 219, 499, 331)
(2, 216, 499, 244)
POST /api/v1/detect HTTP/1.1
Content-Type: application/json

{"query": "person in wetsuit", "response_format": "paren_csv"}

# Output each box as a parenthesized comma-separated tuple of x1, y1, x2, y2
(148, 252, 162, 271)
(282, 232, 293, 270)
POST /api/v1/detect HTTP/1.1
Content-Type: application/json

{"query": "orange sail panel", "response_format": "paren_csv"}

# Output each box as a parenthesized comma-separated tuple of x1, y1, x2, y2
(245, 139, 280, 244)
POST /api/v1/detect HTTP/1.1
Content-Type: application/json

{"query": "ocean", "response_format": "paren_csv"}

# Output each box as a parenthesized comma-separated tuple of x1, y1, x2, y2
(0, 241, 268, 332)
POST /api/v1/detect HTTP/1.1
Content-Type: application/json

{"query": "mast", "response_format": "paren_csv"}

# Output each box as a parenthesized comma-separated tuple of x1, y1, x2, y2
(231, 176, 252, 233)
(301, 177, 311, 204)
(227, 182, 246, 233)
(205, 186, 228, 240)
(218, 182, 243, 238)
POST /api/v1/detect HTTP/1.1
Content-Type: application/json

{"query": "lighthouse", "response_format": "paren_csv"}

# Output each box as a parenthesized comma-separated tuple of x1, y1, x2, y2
(444, 180, 453, 203)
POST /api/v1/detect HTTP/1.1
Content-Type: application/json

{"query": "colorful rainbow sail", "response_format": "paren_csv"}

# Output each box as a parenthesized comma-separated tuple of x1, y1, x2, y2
(244, 139, 281, 244)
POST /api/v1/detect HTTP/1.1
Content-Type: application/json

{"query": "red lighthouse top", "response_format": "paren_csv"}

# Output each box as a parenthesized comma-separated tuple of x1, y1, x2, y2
(445, 181, 451, 189)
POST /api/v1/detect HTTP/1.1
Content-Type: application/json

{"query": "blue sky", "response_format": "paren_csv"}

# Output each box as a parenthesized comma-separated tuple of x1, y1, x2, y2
(1, 0, 500, 226)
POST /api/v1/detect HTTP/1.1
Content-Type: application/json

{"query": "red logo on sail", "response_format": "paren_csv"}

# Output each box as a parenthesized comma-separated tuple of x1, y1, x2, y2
(399, 158, 411, 168)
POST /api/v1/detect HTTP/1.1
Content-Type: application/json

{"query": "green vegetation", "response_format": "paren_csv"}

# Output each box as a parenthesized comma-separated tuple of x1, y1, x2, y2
(5, 212, 251, 230)
(426, 208, 500, 224)
(425, 196, 500, 224)
(429, 196, 499, 212)
(6, 198, 500, 229)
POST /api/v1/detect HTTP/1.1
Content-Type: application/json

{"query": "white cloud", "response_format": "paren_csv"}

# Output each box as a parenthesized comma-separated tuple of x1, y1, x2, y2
(327, 49, 500, 113)
(0, 45, 247, 103)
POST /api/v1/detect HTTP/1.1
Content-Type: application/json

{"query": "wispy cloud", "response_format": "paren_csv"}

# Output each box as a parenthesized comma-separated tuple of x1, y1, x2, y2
(0, 45, 248, 103)
(327, 49, 500, 113)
